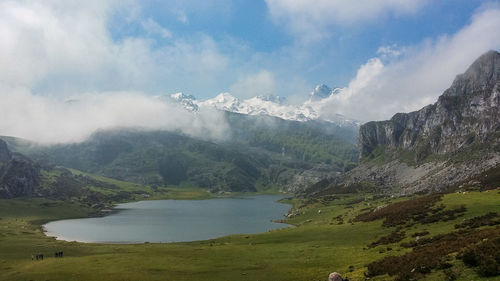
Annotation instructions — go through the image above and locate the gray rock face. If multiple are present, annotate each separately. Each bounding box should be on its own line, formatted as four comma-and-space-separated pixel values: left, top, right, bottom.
310, 50, 500, 195
0, 139, 12, 163
359, 50, 500, 160
0, 139, 40, 198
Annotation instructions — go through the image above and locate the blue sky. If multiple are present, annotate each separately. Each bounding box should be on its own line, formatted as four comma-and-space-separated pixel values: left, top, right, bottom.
0, 0, 500, 143
1, 0, 498, 101
101, 0, 494, 97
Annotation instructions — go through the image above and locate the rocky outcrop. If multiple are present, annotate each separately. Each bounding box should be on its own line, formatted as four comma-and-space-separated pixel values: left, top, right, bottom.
0, 139, 12, 163
359, 50, 500, 160
0, 139, 41, 198
308, 50, 500, 196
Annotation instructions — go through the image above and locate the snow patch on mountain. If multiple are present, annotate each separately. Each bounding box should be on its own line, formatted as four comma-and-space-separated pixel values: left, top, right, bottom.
309, 84, 342, 101
170, 92, 199, 111
169, 85, 359, 127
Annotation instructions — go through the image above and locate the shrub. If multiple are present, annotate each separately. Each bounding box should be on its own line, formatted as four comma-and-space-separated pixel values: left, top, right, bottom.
455, 212, 500, 229
354, 194, 465, 227
411, 231, 430, 238
369, 230, 406, 248
367, 227, 500, 280
355, 194, 442, 227
461, 248, 477, 266
459, 236, 500, 277
478, 257, 499, 276
443, 268, 458, 281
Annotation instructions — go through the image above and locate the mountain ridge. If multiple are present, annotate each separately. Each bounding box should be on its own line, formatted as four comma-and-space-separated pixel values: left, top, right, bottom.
305, 50, 500, 196
9, 112, 358, 193
168, 85, 359, 128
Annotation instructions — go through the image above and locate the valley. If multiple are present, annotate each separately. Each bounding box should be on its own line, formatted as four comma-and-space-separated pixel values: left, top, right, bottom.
1, 188, 500, 280
0, 7, 499, 279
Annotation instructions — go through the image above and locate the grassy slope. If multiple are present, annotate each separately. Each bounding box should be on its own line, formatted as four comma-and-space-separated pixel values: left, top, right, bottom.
0, 191, 499, 281
26, 129, 357, 192
67, 168, 216, 201
66, 168, 281, 201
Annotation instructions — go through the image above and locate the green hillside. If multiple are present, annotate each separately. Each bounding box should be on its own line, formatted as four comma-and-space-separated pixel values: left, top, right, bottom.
9, 114, 358, 192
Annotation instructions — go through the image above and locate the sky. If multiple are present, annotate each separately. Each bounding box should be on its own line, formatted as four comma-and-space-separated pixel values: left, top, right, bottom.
0, 0, 499, 143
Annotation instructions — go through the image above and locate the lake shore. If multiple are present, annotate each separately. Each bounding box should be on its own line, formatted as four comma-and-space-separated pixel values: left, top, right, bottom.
42, 195, 292, 244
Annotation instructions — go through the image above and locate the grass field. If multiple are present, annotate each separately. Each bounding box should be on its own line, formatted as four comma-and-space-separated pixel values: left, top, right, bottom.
1, 190, 500, 281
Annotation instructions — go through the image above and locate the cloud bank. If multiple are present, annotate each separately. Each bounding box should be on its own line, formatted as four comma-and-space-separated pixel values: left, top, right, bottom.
0, 87, 229, 144
266, 0, 428, 41
0, 0, 230, 95
0, 0, 499, 144
0, 0, 231, 144
317, 5, 500, 122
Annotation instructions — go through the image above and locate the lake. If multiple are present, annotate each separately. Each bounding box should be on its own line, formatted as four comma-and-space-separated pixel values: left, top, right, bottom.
43, 195, 291, 243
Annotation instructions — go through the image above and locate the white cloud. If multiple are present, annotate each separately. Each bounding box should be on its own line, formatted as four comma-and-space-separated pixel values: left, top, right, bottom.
317, 5, 500, 122
265, 0, 428, 41
0, 0, 231, 95
229, 70, 277, 99
376, 44, 402, 59
0, 86, 229, 144
0, 0, 234, 143
142, 18, 172, 38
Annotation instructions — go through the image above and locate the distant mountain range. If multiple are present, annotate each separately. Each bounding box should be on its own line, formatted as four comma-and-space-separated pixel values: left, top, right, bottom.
168, 84, 358, 128
0, 79, 362, 197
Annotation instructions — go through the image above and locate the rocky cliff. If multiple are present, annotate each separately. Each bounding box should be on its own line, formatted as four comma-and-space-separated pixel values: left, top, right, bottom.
359, 50, 500, 160
0, 139, 41, 198
307, 50, 500, 196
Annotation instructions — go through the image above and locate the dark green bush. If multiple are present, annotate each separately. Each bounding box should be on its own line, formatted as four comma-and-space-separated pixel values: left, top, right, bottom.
369, 230, 406, 248
478, 257, 499, 276
459, 236, 500, 277
455, 212, 499, 229
367, 227, 500, 280
443, 268, 457, 281
461, 248, 478, 266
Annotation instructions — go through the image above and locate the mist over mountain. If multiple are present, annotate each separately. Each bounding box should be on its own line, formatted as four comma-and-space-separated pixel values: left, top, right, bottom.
7, 112, 358, 193
169, 84, 359, 128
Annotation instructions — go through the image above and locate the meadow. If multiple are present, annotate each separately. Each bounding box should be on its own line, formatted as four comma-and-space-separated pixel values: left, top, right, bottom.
1, 190, 500, 281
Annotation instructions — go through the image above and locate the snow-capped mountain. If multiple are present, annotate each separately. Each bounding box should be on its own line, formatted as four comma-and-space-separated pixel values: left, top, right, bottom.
309, 84, 342, 101
170, 92, 199, 111
169, 85, 359, 128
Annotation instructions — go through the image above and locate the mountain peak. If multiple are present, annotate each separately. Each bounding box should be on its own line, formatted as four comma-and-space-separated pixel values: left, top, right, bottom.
170, 87, 357, 127
310, 84, 332, 101
309, 84, 342, 101
445, 50, 500, 96
170, 92, 198, 111
215, 92, 237, 100
199, 93, 241, 112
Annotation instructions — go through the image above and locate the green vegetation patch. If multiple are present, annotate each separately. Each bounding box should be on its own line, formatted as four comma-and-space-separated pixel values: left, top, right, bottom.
455, 212, 500, 229
354, 194, 442, 227
460, 236, 500, 277
367, 227, 500, 280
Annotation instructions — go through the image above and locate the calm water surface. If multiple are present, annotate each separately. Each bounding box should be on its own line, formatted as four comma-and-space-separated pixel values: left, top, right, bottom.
44, 195, 290, 243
